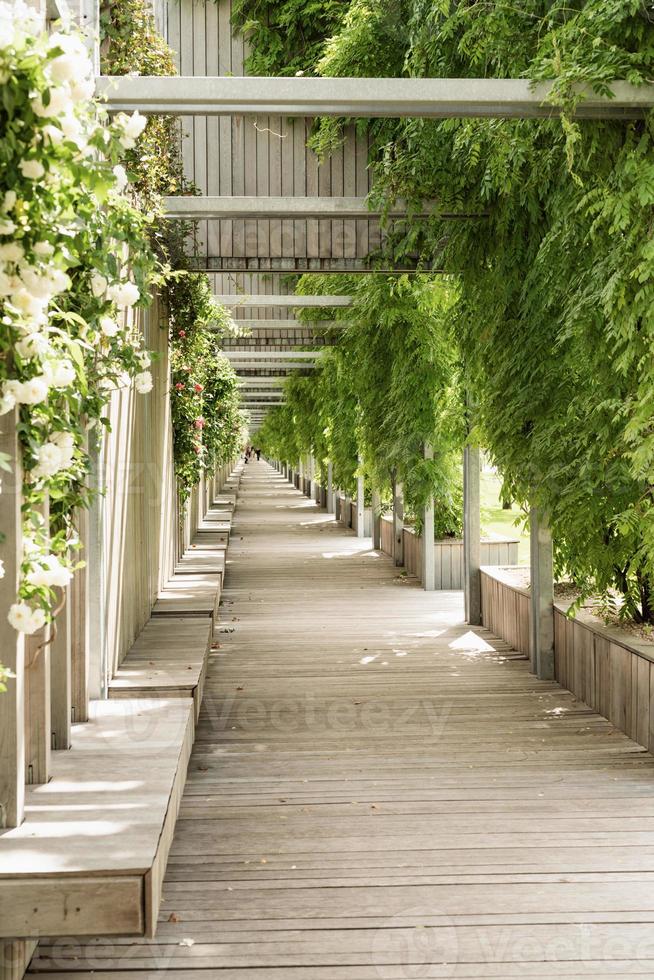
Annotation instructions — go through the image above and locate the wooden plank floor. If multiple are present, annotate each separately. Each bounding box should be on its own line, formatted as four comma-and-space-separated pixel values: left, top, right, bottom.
30, 461, 654, 978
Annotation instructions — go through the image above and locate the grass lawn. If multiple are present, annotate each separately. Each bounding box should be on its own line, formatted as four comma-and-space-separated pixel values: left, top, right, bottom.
480, 467, 530, 564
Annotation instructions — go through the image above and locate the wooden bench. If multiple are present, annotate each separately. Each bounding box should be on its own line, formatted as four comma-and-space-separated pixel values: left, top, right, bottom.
152, 571, 222, 619
0, 698, 193, 940
108, 617, 212, 721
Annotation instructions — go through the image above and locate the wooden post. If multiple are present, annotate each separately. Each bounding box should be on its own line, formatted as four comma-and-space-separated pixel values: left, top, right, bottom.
0, 410, 25, 828
327, 462, 334, 513
371, 488, 382, 550
393, 479, 404, 566
463, 444, 481, 625
86, 438, 106, 700
356, 462, 365, 539
24, 497, 51, 786
422, 444, 435, 590
50, 584, 72, 750
530, 507, 554, 679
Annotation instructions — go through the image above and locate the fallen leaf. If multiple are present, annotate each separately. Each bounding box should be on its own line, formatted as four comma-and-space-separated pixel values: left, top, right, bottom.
168, 913, 180, 923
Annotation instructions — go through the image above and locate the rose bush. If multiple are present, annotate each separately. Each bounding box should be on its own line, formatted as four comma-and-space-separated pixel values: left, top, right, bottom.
0, 1, 158, 636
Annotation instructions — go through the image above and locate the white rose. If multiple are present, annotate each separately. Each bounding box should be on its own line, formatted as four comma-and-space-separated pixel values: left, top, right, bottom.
116, 110, 147, 149
99, 315, 119, 337
3, 190, 16, 211
90, 273, 107, 298
20, 268, 54, 300
50, 430, 74, 450
19, 159, 45, 180
50, 359, 75, 388
18, 376, 50, 405
15, 332, 50, 359
31, 86, 70, 119
0, 219, 16, 235
49, 50, 89, 84
112, 164, 128, 192
45, 268, 70, 295
137, 351, 151, 369
0, 558, 4, 580
10, 287, 47, 319
8, 603, 46, 635
0, 242, 24, 263
107, 280, 139, 308
69, 77, 95, 102
59, 112, 87, 149
33, 241, 54, 257
42, 124, 63, 145
33, 441, 64, 477
0, 271, 16, 296
134, 370, 153, 394
0, 390, 16, 416
27, 554, 73, 588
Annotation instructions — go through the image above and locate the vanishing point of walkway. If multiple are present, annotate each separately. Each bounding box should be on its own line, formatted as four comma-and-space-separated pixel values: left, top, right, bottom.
32, 462, 654, 977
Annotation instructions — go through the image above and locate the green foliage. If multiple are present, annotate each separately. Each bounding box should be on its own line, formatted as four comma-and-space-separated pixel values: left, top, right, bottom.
167, 272, 243, 500
240, 0, 654, 621
0, 7, 157, 636
231, 0, 348, 76
102, 0, 245, 500
259, 274, 463, 538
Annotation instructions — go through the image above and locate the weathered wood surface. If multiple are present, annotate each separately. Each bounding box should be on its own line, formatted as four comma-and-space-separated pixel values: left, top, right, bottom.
28, 461, 654, 978
481, 566, 531, 658
0, 699, 193, 940
108, 617, 212, 722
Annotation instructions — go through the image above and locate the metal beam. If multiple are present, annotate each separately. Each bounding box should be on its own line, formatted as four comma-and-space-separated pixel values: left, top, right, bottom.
164, 196, 446, 220
98, 76, 654, 120
222, 319, 347, 330
216, 295, 352, 308
230, 363, 318, 370
188, 258, 429, 273
224, 350, 321, 360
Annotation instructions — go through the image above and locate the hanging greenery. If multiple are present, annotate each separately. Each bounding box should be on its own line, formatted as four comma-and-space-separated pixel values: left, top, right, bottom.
238, 0, 654, 622
258, 273, 463, 537
231, 0, 348, 77
101, 0, 245, 502
0, 1, 157, 635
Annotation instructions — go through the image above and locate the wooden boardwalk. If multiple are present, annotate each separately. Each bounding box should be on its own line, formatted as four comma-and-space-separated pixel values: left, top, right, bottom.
30, 462, 654, 978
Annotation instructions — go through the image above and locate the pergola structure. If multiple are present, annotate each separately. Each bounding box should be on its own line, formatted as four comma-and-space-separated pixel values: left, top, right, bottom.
2, 4, 654, 979
94, 62, 654, 661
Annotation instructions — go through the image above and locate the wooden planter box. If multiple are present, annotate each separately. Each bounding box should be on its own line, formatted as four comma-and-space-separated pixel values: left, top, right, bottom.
380, 516, 518, 589
479, 565, 654, 754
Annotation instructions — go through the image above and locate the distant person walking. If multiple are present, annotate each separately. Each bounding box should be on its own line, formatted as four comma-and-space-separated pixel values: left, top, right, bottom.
255, 448, 261, 461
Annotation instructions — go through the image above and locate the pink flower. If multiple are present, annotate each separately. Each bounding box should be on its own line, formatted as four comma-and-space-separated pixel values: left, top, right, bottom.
175, 382, 185, 391
193, 383, 204, 393
178, 329, 186, 338
194, 418, 205, 429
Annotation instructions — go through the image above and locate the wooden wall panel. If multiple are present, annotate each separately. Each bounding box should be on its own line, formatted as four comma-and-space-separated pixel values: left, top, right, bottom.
164, 0, 375, 269
103, 298, 175, 676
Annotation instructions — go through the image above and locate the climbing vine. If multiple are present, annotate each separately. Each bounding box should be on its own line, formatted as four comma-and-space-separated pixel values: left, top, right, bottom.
231, 0, 348, 77
238, 0, 654, 622
258, 274, 464, 537
0, 1, 157, 635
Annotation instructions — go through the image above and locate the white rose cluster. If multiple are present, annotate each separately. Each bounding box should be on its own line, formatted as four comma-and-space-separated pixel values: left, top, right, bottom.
114, 111, 148, 150
7, 602, 46, 635
27, 553, 73, 589
32, 431, 76, 479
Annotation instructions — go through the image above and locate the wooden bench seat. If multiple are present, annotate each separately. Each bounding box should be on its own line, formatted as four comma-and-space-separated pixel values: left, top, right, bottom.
108, 617, 212, 720
0, 698, 193, 940
175, 549, 226, 576
152, 571, 221, 618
